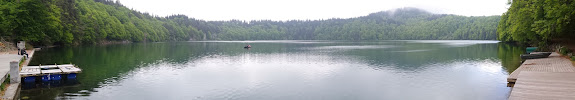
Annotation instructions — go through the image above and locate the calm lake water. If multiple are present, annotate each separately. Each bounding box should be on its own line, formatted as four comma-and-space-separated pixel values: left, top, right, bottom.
22, 40, 524, 100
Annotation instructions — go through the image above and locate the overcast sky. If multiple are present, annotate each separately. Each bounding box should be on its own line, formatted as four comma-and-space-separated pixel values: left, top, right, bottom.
117, 0, 509, 21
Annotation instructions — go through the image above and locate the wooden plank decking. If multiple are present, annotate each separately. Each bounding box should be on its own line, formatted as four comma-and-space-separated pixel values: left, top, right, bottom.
508, 71, 575, 100
508, 52, 575, 100
507, 53, 575, 83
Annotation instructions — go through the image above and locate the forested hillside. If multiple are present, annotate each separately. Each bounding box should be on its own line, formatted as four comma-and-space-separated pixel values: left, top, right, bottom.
200, 8, 500, 40
0, 0, 500, 46
0, 0, 204, 45
497, 0, 575, 45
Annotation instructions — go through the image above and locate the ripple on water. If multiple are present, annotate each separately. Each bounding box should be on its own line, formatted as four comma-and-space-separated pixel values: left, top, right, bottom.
391, 49, 431, 53
20, 41, 513, 100
309, 45, 396, 51
406, 40, 500, 47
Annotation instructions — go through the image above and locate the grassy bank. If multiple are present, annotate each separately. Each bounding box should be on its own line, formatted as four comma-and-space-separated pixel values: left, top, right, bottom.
547, 42, 575, 62
0, 75, 9, 96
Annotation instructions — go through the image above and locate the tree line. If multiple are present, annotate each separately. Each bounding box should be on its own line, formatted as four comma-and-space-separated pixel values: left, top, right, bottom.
0, 0, 203, 45
0, 0, 501, 46
497, 0, 575, 45
195, 8, 501, 40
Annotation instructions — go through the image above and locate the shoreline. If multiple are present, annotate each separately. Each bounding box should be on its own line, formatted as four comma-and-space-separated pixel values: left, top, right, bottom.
0, 49, 36, 100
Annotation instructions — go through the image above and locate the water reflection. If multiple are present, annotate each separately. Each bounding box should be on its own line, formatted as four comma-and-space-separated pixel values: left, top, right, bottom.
22, 40, 519, 100
497, 43, 525, 74
21, 79, 80, 90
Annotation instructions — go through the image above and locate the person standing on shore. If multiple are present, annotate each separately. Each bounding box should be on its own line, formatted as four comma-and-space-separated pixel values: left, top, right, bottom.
17, 41, 27, 58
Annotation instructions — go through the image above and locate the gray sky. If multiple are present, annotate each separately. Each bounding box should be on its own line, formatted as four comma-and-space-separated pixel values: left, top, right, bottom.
118, 0, 509, 21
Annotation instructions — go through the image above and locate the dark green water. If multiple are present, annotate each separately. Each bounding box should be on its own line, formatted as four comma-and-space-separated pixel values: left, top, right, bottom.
21, 40, 523, 100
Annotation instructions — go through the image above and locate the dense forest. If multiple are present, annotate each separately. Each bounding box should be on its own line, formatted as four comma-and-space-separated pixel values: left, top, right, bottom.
497, 0, 575, 46
203, 9, 500, 40
0, 0, 501, 46
0, 0, 204, 45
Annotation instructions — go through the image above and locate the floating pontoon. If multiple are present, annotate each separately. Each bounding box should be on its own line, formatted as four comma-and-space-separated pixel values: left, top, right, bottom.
20, 64, 82, 82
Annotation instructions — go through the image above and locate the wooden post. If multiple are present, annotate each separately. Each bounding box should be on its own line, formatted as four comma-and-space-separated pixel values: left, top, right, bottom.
9, 61, 19, 83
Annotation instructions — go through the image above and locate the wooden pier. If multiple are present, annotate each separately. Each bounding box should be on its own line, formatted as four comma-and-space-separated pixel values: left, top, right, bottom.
507, 53, 575, 82
508, 52, 575, 100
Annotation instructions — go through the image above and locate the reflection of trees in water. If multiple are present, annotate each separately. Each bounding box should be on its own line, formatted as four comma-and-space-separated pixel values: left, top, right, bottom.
24, 42, 309, 99
497, 43, 524, 74
345, 43, 501, 70
25, 42, 212, 99
22, 41, 523, 99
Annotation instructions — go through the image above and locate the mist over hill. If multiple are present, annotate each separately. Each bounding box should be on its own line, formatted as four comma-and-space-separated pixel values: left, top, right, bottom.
195, 7, 500, 40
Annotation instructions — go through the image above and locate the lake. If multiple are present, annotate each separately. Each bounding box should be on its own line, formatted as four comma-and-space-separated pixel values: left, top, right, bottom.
21, 40, 524, 100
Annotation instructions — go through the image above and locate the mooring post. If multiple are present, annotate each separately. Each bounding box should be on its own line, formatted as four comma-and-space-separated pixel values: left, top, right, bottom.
9, 61, 19, 83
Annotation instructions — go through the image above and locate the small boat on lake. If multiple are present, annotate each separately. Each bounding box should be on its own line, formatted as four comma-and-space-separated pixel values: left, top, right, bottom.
526, 47, 537, 54
244, 45, 251, 48
520, 52, 552, 59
